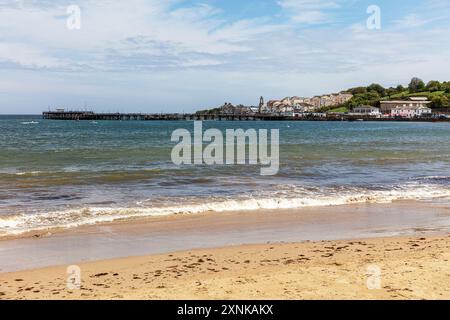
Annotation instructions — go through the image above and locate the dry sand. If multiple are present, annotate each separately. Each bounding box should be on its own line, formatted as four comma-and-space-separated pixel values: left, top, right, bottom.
1, 234, 449, 300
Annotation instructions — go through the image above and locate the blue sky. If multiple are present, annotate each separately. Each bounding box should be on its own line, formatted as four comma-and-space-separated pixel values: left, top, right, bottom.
1, 0, 450, 114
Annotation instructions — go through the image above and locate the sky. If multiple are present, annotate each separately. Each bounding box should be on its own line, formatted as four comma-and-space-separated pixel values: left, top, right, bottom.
1, 0, 450, 114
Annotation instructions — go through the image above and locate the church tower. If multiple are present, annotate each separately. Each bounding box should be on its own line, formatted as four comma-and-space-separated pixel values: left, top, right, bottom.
258, 96, 264, 113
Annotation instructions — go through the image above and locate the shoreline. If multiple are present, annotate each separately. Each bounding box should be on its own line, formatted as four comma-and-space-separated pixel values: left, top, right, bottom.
1, 200, 449, 299
1, 234, 449, 300
2, 196, 450, 243
1, 200, 450, 273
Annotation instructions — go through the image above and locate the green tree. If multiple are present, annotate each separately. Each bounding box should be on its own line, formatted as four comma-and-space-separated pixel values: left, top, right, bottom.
385, 87, 398, 96
347, 91, 381, 109
396, 85, 405, 92
367, 83, 386, 96
348, 87, 367, 95
426, 80, 441, 92
408, 77, 425, 93
431, 95, 449, 109
441, 82, 450, 94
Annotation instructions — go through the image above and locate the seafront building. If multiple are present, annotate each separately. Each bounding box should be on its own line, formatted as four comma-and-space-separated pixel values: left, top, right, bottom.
380, 97, 431, 114
198, 94, 434, 119
265, 92, 353, 113
351, 106, 381, 116
390, 105, 433, 118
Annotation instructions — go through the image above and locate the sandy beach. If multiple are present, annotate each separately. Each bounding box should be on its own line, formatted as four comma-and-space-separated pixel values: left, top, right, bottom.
1, 200, 450, 272
1, 234, 449, 300
1, 200, 450, 300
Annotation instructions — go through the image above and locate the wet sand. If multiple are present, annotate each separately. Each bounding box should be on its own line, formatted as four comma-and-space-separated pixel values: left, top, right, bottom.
1, 234, 449, 300
1, 200, 450, 273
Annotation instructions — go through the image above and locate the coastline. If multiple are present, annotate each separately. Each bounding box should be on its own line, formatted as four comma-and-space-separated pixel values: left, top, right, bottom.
1, 200, 449, 299
1, 234, 449, 300
1, 200, 450, 273
3, 0, 450, 304
3, 196, 450, 242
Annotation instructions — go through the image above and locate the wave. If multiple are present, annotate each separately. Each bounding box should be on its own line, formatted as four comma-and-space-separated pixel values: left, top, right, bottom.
21, 121, 39, 125
1, 183, 450, 236
0, 168, 163, 177
412, 176, 450, 182
14, 171, 43, 176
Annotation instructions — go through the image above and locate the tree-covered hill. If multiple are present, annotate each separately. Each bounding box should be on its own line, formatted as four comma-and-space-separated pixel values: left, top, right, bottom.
336, 77, 450, 112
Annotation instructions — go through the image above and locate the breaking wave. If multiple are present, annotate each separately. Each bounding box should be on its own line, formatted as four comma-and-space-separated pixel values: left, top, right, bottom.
20, 121, 39, 125
1, 182, 450, 236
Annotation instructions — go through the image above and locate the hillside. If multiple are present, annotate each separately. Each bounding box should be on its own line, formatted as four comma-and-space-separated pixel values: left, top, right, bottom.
335, 78, 450, 112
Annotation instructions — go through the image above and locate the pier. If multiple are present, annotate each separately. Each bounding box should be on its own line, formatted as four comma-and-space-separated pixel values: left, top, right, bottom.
43, 111, 297, 121
42, 111, 450, 122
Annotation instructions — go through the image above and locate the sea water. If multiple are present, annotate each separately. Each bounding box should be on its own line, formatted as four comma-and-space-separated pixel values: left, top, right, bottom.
1, 115, 450, 235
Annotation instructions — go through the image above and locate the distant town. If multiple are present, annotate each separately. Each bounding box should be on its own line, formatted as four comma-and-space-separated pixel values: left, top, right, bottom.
196, 77, 450, 120
44, 77, 450, 121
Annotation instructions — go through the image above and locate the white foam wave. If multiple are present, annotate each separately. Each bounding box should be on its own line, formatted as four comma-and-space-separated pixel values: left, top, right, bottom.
21, 121, 39, 125
1, 183, 449, 236
413, 176, 450, 181
14, 171, 43, 176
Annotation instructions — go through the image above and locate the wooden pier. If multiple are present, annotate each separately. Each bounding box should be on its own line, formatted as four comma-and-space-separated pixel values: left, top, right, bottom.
42, 111, 295, 121
42, 111, 450, 122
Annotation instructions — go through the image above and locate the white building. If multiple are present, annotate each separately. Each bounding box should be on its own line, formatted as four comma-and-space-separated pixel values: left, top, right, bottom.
391, 106, 433, 118
380, 97, 431, 114
351, 106, 381, 116
293, 103, 315, 113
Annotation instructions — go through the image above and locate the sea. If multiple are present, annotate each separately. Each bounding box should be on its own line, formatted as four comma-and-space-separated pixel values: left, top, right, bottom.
1, 115, 450, 236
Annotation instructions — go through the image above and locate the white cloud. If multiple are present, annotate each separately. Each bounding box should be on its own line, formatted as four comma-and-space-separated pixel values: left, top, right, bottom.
425, 0, 450, 9
291, 10, 328, 24
1, 0, 450, 113
1, 0, 445, 75
277, 0, 340, 10
0, 43, 64, 69
0, 0, 280, 71
277, 0, 340, 24
394, 14, 429, 28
